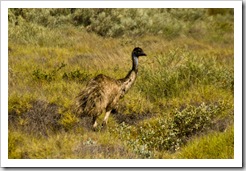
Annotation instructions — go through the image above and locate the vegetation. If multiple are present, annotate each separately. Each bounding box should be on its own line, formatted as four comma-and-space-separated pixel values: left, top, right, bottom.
8, 8, 234, 159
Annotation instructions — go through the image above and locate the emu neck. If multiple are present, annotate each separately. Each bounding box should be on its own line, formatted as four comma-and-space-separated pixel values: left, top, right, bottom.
132, 54, 138, 71
119, 54, 138, 97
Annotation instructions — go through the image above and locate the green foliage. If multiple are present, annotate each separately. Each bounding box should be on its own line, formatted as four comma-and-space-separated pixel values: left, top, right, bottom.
32, 62, 91, 84
9, 8, 233, 42
215, 68, 234, 91
32, 69, 55, 82
32, 62, 66, 82
113, 102, 232, 158
8, 131, 27, 159
8, 93, 33, 115
111, 122, 153, 158
58, 111, 79, 131
62, 69, 91, 83
177, 126, 234, 159
138, 48, 233, 100
9, 8, 73, 28
207, 8, 233, 16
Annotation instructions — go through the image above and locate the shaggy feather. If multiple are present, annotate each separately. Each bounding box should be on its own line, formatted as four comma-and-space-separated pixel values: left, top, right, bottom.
75, 47, 146, 129
76, 74, 122, 117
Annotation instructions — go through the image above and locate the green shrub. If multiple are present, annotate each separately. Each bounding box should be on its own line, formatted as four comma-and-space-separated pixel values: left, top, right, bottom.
215, 68, 234, 92
113, 101, 232, 157
9, 8, 73, 28
58, 110, 79, 131
9, 8, 233, 41
137, 103, 215, 152
62, 69, 91, 83
32, 62, 66, 82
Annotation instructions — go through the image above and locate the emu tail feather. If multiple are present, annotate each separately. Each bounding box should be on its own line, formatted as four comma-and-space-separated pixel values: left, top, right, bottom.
75, 82, 105, 118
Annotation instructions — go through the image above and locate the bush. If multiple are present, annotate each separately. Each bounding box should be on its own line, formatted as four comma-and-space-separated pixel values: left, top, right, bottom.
32, 62, 66, 82
9, 8, 233, 41
113, 101, 232, 157
62, 69, 91, 83
9, 100, 63, 137
137, 103, 216, 152
58, 110, 79, 131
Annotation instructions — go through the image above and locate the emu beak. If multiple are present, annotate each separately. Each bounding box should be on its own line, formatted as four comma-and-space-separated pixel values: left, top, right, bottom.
141, 52, 147, 56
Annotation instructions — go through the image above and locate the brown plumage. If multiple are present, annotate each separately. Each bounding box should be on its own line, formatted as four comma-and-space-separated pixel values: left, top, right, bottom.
75, 47, 147, 129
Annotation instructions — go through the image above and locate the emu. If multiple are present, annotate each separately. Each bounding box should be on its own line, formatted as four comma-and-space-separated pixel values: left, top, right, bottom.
75, 47, 147, 129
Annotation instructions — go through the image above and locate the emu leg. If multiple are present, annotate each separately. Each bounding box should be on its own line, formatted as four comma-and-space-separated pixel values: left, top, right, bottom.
102, 110, 112, 127
92, 116, 98, 129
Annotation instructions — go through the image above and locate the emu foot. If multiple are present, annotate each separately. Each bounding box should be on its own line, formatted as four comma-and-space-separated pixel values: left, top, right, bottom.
100, 121, 107, 131
92, 125, 100, 132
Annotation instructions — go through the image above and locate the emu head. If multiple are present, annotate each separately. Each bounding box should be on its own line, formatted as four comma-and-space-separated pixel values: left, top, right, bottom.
132, 47, 147, 57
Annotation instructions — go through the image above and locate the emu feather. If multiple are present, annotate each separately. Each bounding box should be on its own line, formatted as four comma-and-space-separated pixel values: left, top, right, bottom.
75, 47, 146, 129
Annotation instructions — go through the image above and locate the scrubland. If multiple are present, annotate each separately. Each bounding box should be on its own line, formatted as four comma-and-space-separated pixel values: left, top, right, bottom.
8, 8, 234, 159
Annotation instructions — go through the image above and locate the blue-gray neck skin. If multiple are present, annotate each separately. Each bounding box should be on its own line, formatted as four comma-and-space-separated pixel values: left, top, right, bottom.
132, 53, 138, 71
119, 53, 139, 96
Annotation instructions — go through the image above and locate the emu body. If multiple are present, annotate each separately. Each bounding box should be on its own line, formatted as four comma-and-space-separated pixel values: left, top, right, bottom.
75, 47, 146, 129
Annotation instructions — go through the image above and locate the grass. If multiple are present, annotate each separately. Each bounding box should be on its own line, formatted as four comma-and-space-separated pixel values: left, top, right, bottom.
8, 8, 234, 159
176, 126, 234, 159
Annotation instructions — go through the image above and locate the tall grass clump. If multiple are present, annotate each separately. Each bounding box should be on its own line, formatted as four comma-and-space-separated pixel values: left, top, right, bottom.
137, 47, 233, 101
